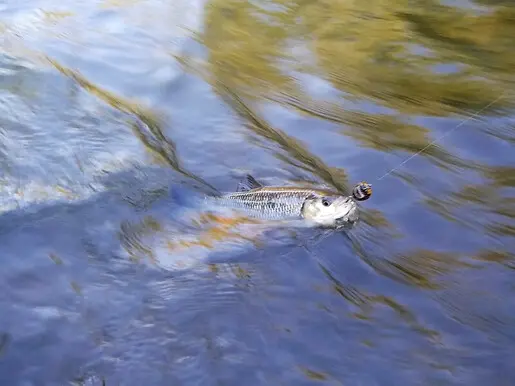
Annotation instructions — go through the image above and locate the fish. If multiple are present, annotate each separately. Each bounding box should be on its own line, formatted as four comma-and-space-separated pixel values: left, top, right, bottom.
207, 175, 371, 228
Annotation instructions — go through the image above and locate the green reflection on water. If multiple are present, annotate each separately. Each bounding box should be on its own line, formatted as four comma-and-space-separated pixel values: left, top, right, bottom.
173, 0, 515, 334
183, 0, 515, 267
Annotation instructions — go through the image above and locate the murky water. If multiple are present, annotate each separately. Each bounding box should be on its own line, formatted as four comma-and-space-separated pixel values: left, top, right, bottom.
1, 0, 514, 385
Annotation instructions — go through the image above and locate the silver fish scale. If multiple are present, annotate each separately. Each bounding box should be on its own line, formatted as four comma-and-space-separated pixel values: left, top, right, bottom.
214, 189, 321, 220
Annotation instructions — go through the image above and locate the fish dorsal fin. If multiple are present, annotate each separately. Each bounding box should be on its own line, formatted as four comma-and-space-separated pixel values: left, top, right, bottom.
236, 174, 263, 192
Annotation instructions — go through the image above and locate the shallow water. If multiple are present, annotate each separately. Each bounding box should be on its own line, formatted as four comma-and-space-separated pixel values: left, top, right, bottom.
1, 0, 514, 385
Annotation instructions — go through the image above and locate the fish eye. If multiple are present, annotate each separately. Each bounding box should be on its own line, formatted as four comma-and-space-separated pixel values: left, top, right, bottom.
322, 199, 330, 207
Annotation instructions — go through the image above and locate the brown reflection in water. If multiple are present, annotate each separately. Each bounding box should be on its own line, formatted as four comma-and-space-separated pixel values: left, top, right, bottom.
298, 367, 328, 381
119, 215, 162, 264
312, 1, 514, 112
379, 249, 476, 290
196, 0, 513, 164
0, 333, 11, 358
480, 118, 515, 145
166, 213, 264, 252
214, 81, 351, 194
202, 0, 299, 99
434, 275, 515, 341
474, 250, 515, 271
270, 93, 472, 172
425, 166, 515, 236
424, 164, 515, 271
47, 58, 219, 195
318, 262, 439, 339
118, 212, 268, 269
185, 0, 515, 289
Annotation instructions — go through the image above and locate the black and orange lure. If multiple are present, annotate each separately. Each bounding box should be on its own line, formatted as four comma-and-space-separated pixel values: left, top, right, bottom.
352, 182, 372, 201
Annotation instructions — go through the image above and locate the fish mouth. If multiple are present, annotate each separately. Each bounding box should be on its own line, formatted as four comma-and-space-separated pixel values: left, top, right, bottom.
334, 202, 359, 228
335, 216, 356, 227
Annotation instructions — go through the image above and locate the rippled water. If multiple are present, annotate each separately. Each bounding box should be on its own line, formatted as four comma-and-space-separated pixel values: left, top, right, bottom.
1, 0, 514, 385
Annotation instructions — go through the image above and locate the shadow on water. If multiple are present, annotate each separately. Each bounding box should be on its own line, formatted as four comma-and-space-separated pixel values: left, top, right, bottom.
1, 0, 515, 384
0, 164, 314, 384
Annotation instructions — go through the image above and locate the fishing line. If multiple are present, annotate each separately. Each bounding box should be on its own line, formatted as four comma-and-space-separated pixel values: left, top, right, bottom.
375, 92, 505, 181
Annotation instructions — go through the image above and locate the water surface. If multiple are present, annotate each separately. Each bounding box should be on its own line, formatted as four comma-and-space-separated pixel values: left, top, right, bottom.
1, 0, 514, 385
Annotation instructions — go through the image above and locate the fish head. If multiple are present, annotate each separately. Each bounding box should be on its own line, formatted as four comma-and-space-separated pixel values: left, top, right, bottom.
302, 194, 359, 228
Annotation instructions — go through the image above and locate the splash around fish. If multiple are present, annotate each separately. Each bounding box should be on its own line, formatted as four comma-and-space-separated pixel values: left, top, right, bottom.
207, 174, 372, 229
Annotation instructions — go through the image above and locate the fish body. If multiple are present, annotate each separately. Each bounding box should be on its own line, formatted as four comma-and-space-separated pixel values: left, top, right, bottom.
208, 175, 362, 228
